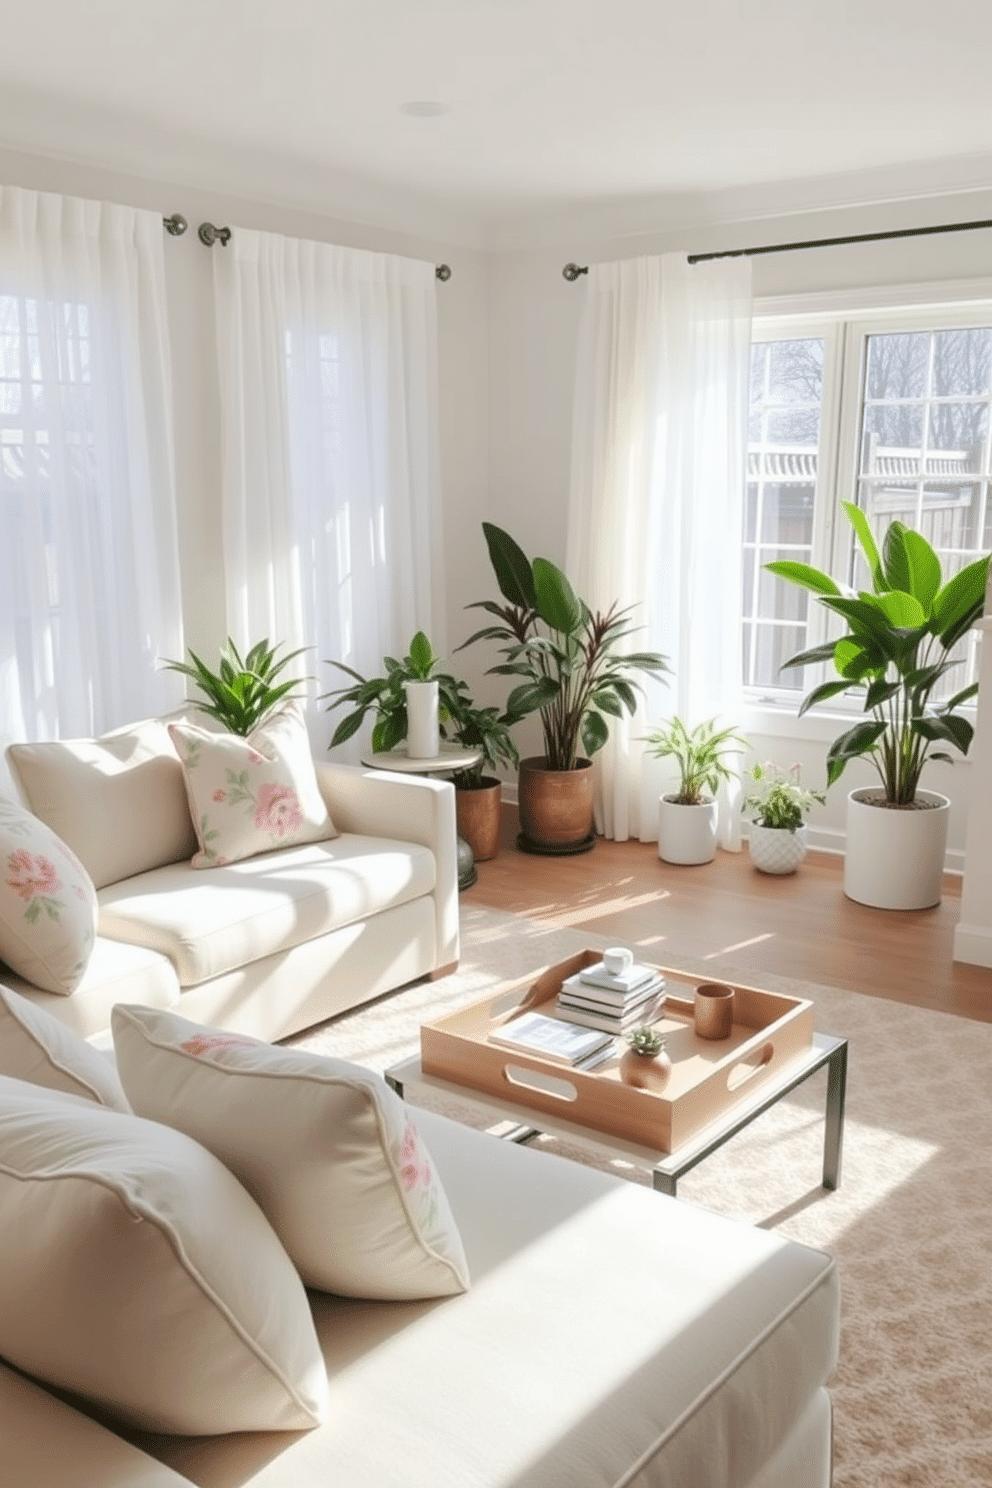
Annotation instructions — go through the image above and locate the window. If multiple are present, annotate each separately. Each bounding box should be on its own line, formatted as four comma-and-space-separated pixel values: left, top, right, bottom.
745, 304, 992, 705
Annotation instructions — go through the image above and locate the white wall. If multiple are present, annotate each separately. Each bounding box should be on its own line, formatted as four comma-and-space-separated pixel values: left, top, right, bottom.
485, 192, 992, 862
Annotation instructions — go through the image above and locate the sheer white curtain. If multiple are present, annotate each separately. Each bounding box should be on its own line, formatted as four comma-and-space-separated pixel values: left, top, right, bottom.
0, 187, 184, 758
566, 252, 752, 845
212, 230, 444, 755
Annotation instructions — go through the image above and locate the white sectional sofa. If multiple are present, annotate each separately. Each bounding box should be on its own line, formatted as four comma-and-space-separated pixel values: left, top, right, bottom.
0, 1093, 839, 1488
2, 714, 459, 1044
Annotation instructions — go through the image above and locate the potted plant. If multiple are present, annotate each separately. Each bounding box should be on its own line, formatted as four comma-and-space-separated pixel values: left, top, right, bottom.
440, 684, 520, 862
460, 523, 669, 854
641, 716, 746, 865
160, 637, 310, 735
323, 631, 457, 759
766, 503, 990, 908
742, 762, 826, 875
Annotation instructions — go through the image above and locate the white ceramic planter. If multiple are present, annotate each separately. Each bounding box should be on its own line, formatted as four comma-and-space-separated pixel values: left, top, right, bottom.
658, 795, 718, 865
404, 679, 439, 759
748, 822, 808, 875
843, 787, 950, 910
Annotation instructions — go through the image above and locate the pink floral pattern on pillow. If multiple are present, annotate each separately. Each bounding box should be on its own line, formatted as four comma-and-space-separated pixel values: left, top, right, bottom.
0, 797, 98, 994
167, 704, 336, 869
396, 1114, 440, 1233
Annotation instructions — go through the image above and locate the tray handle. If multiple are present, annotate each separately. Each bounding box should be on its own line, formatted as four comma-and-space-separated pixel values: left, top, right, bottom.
726, 1041, 774, 1092
502, 1063, 580, 1104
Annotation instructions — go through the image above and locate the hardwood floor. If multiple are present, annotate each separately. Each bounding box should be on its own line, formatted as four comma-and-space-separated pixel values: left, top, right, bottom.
465, 806, 992, 1024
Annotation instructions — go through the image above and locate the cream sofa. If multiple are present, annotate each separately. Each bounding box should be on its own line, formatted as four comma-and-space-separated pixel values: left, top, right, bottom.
0, 1092, 839, 1488
2, 716, 459, 1044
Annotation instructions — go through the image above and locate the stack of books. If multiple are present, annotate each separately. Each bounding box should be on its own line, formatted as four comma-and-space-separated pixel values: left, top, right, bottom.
557, 957, 666, 1034
489, 1011, 615, 1069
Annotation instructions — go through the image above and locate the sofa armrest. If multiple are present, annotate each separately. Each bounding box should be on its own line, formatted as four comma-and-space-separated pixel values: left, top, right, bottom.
314, 762, 459, 971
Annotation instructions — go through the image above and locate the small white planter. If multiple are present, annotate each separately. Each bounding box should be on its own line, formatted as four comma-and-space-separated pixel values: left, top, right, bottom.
844, 787, 950, 910
404, 679, 439, 759
748, 822, 808, 875
658, 795, 718, 865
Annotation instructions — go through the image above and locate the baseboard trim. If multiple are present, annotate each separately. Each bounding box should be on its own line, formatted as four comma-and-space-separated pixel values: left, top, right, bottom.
953, 923, 992, 967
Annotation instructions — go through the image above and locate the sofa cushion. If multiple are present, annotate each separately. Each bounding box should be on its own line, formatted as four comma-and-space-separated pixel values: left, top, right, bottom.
97, 835, 436, 987
113, 1004, 470, 1300
6, 719, 197, 889
168, 704, 336, 868
0, 797, 98, 994
0, 936, 181, 1043
0, 983, 130, 1107
141, 1107, 839, 1488
0, 1077, 328, 1435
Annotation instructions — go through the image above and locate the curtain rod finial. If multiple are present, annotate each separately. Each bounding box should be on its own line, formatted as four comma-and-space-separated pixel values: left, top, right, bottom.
163, 214, 188, 237
435, 263, 451, 281
198, 222, 231, 247
562, 262, 588, 282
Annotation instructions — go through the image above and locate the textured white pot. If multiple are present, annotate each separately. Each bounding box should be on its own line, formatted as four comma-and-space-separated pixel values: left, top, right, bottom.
658, 795, 718, 865
748, 822, 808, 875
843, 787, 950, 910
404, 680, 439, 759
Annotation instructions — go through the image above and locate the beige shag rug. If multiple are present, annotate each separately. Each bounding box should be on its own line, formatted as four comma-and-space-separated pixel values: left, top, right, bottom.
291, 904, 992, 1488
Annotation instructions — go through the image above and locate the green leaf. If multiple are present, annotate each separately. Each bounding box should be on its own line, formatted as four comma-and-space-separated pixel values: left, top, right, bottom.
764, 560, 842, 598
841, 502, 884, 590
482, 523, 537, 609
882, 523, 941, 609
796, 679, 852, 715
407, 631, 435, 679
877, 589, 926, 628
931, 556, 990, 646
330, 710, 365, 747
532, 557, 582, 635
777, 641, 838, 670
581, 710, 610, 757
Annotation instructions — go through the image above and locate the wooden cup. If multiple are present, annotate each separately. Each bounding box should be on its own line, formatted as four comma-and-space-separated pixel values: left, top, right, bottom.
694, 982, 735, 1040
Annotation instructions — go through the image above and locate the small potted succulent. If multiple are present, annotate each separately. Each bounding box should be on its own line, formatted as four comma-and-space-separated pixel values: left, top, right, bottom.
619, 1025, 672, 1091
742, 762, 825, 875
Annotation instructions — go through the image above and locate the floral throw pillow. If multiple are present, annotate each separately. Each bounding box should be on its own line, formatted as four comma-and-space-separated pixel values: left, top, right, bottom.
112, 1003, 470, 1301
168, 703, 337, 869
0, 797, 98, 995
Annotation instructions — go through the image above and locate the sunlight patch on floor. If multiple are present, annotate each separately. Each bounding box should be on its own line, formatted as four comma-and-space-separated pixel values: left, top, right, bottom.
705, 932, 776, 958
534, 888, 671, 931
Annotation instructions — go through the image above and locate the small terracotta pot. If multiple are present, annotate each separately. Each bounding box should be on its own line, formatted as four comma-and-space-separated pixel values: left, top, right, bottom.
455, 778, 502, 862
694, 982, 734, 1040
619, 1046, 673, 1091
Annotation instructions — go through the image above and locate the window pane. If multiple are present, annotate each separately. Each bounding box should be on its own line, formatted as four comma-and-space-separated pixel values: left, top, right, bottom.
853, 325, 992, 701
744, 338, 825, 693
865, 332, 928, 400
933, 327, 992, 398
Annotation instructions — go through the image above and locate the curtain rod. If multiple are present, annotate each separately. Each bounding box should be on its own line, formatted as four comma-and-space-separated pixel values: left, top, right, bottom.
162, 212, 451, 279
562, 216, 992, 279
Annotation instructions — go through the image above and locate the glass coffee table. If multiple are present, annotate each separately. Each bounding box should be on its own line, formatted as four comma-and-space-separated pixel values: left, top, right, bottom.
385, 1032, 847, 1198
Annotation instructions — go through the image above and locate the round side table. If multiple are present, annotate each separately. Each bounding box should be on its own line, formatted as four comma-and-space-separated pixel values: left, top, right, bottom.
360, 744, 482, 890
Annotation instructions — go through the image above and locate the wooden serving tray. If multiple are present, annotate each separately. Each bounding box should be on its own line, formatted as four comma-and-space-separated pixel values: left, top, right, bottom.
421, 950, 815, 1153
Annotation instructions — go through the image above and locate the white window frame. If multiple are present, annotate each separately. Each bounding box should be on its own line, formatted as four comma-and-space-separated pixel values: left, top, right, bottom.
744, 278, 992, 738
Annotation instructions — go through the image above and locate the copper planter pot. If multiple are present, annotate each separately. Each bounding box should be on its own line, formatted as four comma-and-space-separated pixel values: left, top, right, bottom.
517, 756, 594, 855
455, 777, 502, 862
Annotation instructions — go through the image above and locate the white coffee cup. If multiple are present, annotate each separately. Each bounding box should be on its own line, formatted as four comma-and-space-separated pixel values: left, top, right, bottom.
603, 947, 633, 976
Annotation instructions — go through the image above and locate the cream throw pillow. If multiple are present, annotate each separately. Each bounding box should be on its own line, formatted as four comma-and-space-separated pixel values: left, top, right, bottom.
0, 983, 129, 1109
112, 1004, 470, 1300
168, 704, 336, 868
0, 1077, 328, 1435
0, 797, 98, 994
6, 718, 197, 889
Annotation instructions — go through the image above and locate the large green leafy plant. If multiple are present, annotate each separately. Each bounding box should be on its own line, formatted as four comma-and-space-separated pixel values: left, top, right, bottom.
161, 637, 309, 736
460, 523, 668, 772
766, 503, 990, 804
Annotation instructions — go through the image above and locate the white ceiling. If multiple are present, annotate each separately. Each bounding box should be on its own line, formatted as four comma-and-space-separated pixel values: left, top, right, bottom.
2, 0, 992, 246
